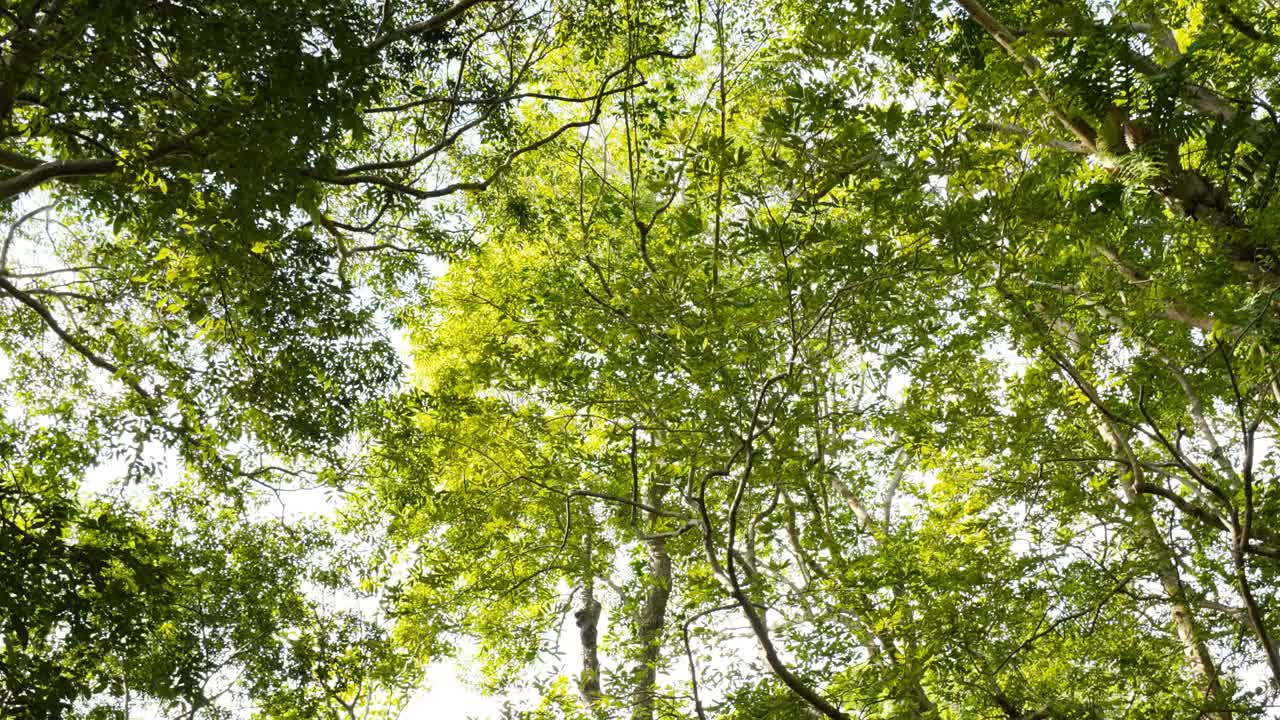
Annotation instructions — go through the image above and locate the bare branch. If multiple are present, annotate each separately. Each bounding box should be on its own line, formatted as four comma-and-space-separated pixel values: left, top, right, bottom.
681, 604, 741, 720
1, 202, 52, 267
974, 121, 1092, 154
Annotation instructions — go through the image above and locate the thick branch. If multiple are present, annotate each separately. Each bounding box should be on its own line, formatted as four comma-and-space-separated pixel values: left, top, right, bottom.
0, 147, 43, 170
0, 157, 115, 200
366, 0, 496, 55
575, 533, 604, 710
953, 0, 1098, 149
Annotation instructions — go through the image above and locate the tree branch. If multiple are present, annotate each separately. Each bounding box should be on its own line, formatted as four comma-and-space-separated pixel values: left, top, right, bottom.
366, 0, 497, 55
0, 157, 116, 200
953, 0, 1098, 149
0, 274, 149, 399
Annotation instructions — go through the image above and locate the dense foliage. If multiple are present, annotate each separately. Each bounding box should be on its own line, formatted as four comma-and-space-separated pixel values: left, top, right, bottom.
4, 0, 1280, 718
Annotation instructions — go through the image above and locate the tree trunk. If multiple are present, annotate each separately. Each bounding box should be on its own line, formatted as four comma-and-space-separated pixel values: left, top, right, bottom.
576, 533, 604, 710
1040, 312, 1233, 720
632, 478, 673, 720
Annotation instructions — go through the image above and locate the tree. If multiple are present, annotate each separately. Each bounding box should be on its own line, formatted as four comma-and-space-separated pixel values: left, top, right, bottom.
6, 0, 1280, 718
2, 0, 673, 716
369, 0, 1280, 717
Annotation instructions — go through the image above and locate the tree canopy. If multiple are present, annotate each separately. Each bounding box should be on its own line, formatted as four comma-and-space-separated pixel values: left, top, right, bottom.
4, 0, 1280, 718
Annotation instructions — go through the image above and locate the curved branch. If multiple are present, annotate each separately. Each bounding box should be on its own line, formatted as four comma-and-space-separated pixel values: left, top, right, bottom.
0, 157, 116, 200
681, 603, 741, 720
718, 374, 849, 720
1, 203, 52, 267
366, 0, 498, 55
0, 274, 149, 399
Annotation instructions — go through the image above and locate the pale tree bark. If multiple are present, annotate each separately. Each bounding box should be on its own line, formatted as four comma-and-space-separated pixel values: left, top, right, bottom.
957, 0, 1280, 287
1010, 265, 1280, 686
1015, 296, 1233, 720
814, 378, 935, 718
